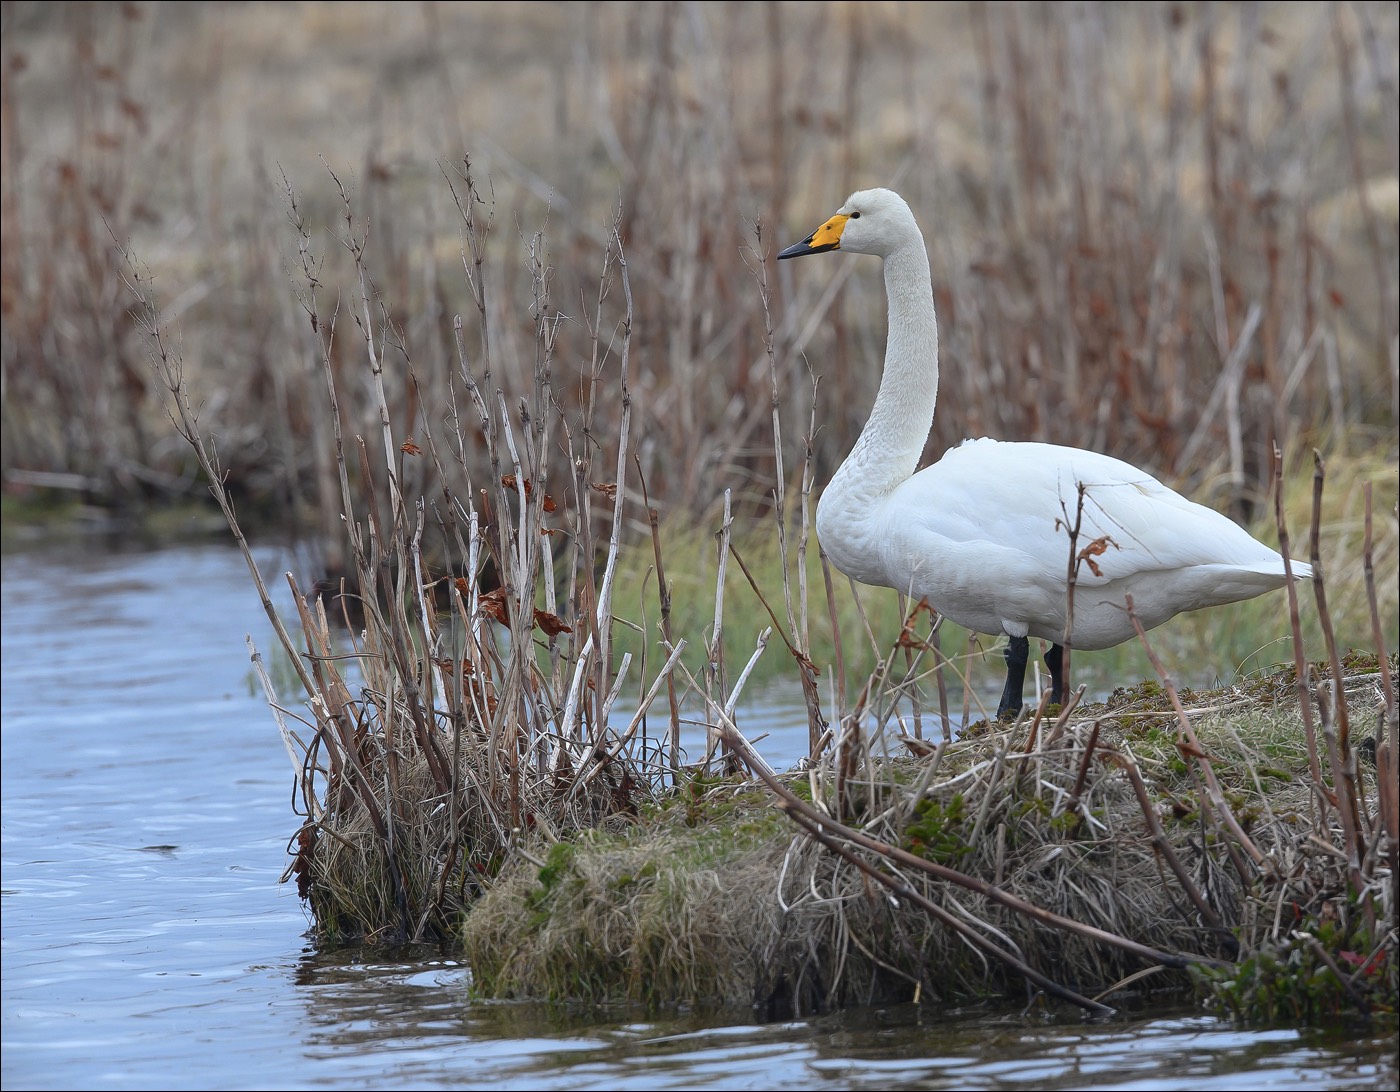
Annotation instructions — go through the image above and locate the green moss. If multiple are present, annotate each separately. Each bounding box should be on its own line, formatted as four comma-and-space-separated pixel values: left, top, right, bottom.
534, 842, 578, 893
903, 793, 973, 866
1108, 679, 1166, 706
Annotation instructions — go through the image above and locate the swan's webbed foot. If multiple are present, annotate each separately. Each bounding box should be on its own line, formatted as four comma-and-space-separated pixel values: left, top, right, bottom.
996, 636, 1029, 719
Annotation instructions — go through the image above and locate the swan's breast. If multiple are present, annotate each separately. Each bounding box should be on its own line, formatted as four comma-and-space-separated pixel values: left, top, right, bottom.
814, 487, 892, 586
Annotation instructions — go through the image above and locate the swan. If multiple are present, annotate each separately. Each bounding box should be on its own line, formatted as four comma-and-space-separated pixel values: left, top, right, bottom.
777, 187, 1311, 718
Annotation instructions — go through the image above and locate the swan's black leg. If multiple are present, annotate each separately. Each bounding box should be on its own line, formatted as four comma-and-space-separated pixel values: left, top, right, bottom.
997, 635, 1029, 719
1045, 643, 1065, 705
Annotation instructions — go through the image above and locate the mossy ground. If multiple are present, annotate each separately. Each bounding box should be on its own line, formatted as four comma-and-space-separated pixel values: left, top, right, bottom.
460, 661, 1396, 1020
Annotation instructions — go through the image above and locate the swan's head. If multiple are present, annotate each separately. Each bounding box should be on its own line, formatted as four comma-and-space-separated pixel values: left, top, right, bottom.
777, 188, 920, 261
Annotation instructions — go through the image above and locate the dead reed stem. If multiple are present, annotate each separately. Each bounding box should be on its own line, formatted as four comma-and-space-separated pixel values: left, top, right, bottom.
1362, 484, 1399, 900
1273, 444, 1329, 802
781, 801, 1115, 1016
637, 463, 683, 779
1308, 451, 1368, 891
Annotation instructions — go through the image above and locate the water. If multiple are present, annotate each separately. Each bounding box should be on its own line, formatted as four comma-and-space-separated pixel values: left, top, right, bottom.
2, 540, 1395, 1090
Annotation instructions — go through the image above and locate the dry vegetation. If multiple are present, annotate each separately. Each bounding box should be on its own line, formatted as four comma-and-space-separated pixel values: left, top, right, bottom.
4, 1, 1397, 1021
4, 3, 1396, 527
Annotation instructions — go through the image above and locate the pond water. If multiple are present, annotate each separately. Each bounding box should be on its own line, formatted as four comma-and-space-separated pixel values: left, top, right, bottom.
2, 539, 1396, 1090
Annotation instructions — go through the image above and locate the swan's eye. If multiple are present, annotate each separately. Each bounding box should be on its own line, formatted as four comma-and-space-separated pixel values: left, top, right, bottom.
849, 211, 861, 219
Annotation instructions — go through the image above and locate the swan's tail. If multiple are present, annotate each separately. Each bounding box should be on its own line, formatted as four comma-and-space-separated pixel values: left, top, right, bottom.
1286, 558, 1314, 581
1214, 557, 1313, 599
1168, 558, 1312, 610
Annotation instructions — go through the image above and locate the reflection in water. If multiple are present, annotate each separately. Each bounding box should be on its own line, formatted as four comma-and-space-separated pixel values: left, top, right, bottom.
283, 943, 1400, 1092
2, 542, 1396, 1091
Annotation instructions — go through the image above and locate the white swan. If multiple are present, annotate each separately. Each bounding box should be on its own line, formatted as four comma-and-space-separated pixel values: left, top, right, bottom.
778, 188, 1311, 717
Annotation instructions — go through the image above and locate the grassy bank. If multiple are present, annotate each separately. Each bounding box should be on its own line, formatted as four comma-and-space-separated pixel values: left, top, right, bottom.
461, 659, 1396, 1019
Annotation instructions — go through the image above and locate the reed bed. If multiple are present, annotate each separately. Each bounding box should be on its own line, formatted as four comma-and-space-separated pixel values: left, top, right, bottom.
4, 3, 1396, 539
130, 162, 705, 945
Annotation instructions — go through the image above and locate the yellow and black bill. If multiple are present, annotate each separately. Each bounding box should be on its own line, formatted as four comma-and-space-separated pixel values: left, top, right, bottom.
777, 213, 849, 260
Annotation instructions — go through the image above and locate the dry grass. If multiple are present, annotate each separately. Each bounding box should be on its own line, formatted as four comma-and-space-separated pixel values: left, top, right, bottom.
3, 3, 1396, 540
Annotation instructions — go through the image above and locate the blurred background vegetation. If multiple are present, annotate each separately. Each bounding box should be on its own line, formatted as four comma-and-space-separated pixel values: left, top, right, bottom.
2, 1, 1396, 681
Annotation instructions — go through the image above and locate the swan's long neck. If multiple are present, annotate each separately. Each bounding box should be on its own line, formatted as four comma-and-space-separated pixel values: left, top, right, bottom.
830, 239, 939, 502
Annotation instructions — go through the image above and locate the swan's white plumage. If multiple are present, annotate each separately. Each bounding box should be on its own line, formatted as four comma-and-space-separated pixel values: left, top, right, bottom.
779, 187, 1309, 677
870, 436, 1303, 649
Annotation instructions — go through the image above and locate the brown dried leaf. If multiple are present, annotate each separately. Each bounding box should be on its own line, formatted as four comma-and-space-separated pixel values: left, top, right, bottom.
533, 609, 573, 636
478, 587, 509, 626
1077, 535, 1118, 578
895, 627, 928, 650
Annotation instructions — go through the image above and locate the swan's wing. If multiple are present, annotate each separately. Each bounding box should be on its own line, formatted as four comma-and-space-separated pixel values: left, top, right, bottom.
893, 439, 1296, 587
